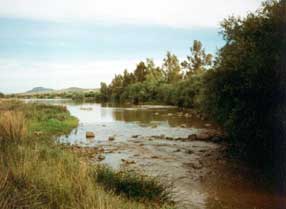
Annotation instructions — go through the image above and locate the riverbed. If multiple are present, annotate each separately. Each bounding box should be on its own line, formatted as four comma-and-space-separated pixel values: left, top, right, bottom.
26, 99, 286, 209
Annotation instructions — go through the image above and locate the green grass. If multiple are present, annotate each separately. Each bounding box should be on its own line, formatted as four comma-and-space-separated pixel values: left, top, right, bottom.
95, 166, 171, 204
0, 100, 175, 209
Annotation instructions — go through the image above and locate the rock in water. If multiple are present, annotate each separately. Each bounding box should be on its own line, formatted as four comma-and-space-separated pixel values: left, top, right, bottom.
97, 155, 105, 161
188, 134, 197, 140
108, 136, 115, 141
86, 131, 95, 138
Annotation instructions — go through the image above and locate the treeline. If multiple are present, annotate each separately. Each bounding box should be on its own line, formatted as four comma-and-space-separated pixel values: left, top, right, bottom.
100, 0, 286, 189
9, 91, 100, 101
100, 40, 212, 108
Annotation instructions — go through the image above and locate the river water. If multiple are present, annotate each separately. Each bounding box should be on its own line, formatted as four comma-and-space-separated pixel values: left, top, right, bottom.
26, 99, 286, 209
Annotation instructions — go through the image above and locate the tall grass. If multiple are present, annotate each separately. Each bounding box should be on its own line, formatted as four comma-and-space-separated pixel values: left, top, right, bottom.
0, 111, 26, 144
0, 100, 174, 209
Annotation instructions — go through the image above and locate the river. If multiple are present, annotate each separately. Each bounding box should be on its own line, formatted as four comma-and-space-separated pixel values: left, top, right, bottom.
26, 99, 286, 209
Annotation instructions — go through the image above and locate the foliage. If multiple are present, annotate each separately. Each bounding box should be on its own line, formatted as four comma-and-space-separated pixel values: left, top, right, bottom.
181, 40, 213, 77
100, 41, 211, 107
201, 0, 286, 188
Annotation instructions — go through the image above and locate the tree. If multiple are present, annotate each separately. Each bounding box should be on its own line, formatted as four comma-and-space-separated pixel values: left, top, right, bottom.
145, 58, 164, 83
100, 82, 109, 101
181, 40, 213, 77
162, 52, 182, 83
202, 0, 286, 189
134, 61, 148, 82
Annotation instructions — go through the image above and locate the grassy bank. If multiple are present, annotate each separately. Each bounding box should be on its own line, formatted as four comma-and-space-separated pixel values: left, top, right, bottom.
0, 100, 174, 209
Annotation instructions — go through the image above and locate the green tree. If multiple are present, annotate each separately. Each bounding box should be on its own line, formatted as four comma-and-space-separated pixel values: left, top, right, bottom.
100, 82, 109, 101
202, 0, 286, 188
145, 58, 164, 83
162, 52, 182, 83
181, 40, 212, 77
134, 62, 148, 82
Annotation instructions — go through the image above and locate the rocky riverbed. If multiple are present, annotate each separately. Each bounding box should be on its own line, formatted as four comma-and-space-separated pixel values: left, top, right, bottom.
67, 130, 286, 209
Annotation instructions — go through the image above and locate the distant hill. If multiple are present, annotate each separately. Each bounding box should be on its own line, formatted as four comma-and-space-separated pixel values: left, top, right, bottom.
23, 87, 98, 95
26, 87, 54, 93
57, 87, 85, 93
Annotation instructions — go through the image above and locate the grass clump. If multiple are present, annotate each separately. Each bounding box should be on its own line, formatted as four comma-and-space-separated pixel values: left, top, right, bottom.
0, 100, 174, 209
0, 111, 26, 144
95, 166, 171, 204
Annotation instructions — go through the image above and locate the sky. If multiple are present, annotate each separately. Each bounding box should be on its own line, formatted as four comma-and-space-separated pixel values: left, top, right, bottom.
0, 0, 263, 93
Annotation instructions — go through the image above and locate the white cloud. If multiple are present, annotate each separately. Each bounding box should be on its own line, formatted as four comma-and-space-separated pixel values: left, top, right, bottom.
0, 0, 263, 27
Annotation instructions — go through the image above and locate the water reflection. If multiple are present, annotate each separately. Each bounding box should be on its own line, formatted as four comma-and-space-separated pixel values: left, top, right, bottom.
24, 99, 207, 144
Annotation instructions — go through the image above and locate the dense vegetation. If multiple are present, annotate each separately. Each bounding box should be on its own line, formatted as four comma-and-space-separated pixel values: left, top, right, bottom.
0, 100, 173, 209
100, 40, 212, 107
203, 0, 286, 189
100, 0, 286, 189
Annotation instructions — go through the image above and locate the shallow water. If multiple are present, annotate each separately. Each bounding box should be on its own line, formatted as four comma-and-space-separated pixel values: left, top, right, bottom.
25, 99, 286, 209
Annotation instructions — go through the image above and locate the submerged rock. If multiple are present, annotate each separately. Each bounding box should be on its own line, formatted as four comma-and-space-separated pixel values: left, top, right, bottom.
188, 134, 197, 140
108, 136, 115, 141
86, 131, 95, 138
97, 155, 105, 161
189, 161, 203, 169
210, 136, 224, 143
121, 159, 136, 164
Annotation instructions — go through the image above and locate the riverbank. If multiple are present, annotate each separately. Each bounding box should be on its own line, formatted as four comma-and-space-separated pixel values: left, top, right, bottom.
0, 100, 174, 209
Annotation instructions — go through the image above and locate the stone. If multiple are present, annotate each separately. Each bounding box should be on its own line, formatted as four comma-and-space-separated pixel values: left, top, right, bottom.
86, 131, 95, 138
190, 161, 203, 169
210, 136, 224, 143
186, 150, 194, 154
188, 134, 197, 140
121, 159, 135, 164
159, 134, 165, 139
167, 113, 173, 116
97, 155, 105, 161
34, 131, 43, 136
181, 124, 187, 128
166, 136, 174, 140
196, 133, 211, 140
98, 147, 105, 153
154, 112, 159, 116
204, 123, 212, 127
108, 136, 115, 141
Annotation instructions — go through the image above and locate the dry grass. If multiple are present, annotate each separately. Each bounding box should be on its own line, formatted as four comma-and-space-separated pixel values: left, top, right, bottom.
0, 101, 175, 209
0, 111, 26, 144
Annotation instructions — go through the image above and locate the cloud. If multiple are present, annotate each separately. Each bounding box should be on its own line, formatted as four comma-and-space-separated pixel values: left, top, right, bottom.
0, 0, 263, 27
